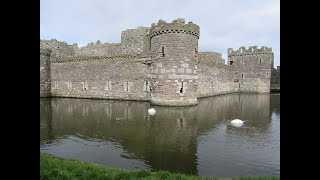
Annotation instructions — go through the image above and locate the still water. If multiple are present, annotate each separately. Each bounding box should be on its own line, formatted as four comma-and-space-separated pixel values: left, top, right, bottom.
40, 94, 280, 178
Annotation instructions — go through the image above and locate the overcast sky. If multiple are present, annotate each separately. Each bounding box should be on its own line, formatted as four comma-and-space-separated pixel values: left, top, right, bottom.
40, 0, 280, 67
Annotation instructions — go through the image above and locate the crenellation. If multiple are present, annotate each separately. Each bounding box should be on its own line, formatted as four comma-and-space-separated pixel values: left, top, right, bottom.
40, 18, 277, 106
40, 39, 75, 61
150, 18, 200, 39
228, 46, 273, 56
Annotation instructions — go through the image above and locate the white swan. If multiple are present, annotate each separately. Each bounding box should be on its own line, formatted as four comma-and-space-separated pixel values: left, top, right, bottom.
148, 108, 157, 115
116, 117, 122, 121
230, 119, 245, 127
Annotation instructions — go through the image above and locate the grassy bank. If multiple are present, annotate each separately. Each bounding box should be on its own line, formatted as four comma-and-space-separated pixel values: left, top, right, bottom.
40, 153, 279, 180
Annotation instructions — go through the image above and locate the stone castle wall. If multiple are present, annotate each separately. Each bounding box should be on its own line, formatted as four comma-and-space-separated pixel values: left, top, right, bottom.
50, 56, 150, 101
271, 66, 280, 90
41, 27, 151, 60
40, 18, 276, 106
228, 46, 273, 93
197, 52, 238, 97
198, 65, 238, 98
74, 42, 122, 57
72, 27, 151, 57
40, 49, 51, 97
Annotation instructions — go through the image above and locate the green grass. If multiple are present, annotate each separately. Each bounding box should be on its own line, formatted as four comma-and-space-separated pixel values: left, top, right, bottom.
40, 153, 279, 180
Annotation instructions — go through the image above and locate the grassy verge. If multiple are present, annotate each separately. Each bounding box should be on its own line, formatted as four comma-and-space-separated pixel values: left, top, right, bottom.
40, 153, 279, 180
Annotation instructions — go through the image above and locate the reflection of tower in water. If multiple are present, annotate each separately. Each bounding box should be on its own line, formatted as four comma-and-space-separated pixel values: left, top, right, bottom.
82, 104, 88, 116
176, 111, 187, 128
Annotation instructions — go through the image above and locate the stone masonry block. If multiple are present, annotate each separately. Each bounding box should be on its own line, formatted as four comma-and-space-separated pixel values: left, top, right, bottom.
178, 68, 185, 73
181, 63, 189, 68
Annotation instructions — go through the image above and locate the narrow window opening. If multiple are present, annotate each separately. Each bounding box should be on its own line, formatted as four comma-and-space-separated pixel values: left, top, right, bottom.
195, 48, 198, 57
127, 81, 129, 92
242, 73, 244, 79
162, 47, 165, 57
259, 58, 262, 63
180, 82, 183, 93
145, 81, 148, 91
267, 73, 269, 77
82, 82, 87, 90
230, 61, 234, 65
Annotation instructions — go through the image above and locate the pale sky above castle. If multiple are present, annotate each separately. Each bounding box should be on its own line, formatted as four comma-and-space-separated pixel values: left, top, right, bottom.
40, 0, 280, 68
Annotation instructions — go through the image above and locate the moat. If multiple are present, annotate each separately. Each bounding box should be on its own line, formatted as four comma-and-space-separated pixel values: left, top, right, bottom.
40, 93, 280, 178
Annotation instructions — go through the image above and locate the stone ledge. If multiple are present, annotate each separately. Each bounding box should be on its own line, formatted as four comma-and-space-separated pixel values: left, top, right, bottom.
150, 98, 197, 106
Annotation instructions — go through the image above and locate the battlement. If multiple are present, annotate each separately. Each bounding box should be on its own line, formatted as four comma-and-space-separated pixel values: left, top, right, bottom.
40, 39, 75, 58
76, 41, 121, 48
40, 48, 51, 56
150, 18, 200, 39
228, 46, 272, 56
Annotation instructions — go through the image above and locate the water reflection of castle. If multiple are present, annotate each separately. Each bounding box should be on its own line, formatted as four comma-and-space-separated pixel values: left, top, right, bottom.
40, 94, 275, 174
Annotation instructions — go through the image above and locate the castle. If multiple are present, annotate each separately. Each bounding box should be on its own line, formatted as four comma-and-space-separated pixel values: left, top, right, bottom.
40, 18, 279, 106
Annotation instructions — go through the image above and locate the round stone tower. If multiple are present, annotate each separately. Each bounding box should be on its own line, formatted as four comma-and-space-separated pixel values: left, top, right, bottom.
149, 18, 200, 106
40, 48, 52, 97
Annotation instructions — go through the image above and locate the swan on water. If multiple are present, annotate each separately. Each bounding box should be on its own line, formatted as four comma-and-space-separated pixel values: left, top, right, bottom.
148, 108, 157, 115
230, 119, 245, 127
116, 117, 123, 121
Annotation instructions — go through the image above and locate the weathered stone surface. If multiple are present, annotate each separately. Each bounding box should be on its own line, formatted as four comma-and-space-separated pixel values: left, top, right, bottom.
40, 18, 276, 106
228, 46, 274, 93
271, 66, 280, 91
40, 49, 51, 97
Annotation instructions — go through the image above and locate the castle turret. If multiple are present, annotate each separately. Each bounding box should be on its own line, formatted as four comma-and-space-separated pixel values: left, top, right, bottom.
40, 48, 51, 97
149, 18, 199, 106
228, 46, 273, 93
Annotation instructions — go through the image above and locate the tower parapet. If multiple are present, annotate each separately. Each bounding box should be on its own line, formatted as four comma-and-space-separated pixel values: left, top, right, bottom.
150, 18, 200, 39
